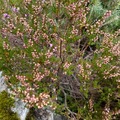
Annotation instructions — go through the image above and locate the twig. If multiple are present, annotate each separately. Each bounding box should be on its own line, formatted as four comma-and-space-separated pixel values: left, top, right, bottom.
60, 86, 77, 118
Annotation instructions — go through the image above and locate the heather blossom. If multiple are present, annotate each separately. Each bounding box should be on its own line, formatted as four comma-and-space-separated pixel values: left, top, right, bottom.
12, 6, 20, 12
3, 13, 10, 19
0, 0, 120, 119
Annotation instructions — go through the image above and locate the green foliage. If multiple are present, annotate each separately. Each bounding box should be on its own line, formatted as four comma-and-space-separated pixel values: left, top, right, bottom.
0, 0, 119, 119
0, 91, 19, 120
88, 0, 105, 21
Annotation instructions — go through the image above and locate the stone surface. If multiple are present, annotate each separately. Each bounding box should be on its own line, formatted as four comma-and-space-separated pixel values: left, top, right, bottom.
0, 72, 7, 92
30, 108, 67, 120
11, 99, 29, 120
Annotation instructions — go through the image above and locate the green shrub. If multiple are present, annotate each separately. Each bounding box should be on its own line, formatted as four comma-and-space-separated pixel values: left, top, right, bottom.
0, 0, 119, 119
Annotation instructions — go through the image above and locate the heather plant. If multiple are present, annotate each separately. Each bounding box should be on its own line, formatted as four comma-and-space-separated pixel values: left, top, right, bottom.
0, 0, 120, 119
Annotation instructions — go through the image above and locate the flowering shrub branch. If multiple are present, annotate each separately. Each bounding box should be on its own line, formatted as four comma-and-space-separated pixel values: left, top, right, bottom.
0, 0, 120, 119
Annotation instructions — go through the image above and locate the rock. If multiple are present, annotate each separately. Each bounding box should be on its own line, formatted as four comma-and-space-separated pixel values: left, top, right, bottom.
0, 71, 7, 92
11, 99, 29, 120
28, 108, 67, 120
54, 114, 68, 120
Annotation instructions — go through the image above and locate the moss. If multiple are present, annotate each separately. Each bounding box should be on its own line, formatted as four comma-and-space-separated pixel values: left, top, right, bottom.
26, 108, 35, 120
0, 91, 20, 120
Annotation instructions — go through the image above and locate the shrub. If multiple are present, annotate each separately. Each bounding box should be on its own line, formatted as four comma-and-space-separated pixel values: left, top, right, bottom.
0, 0, 120, 119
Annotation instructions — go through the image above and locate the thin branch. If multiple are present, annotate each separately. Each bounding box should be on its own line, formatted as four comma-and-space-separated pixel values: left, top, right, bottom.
60, 86, 77, 118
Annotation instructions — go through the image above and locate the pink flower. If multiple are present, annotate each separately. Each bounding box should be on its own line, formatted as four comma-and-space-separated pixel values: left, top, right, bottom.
12, 7, 19, 12
3, 13, 10, 18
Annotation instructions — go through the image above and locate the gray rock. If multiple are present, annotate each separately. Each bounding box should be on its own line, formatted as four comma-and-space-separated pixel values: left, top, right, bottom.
11, 99, 29, 120
30, 108, 67, 120
0, 72, 7, 92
